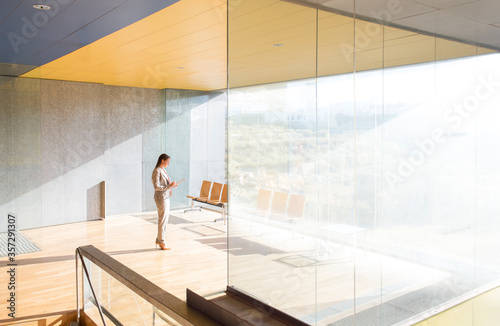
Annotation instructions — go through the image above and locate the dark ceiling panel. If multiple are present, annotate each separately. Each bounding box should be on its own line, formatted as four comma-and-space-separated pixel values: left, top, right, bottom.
0, 0, 179, 66
286, 0, 500, 51
0, 1, 22, 25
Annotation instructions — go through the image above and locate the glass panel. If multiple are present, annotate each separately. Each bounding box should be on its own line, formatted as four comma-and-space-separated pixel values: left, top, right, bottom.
227, 0, 319, 322
378, 33, 438, 325
143, 90, 167, 213
316, 6, 357, 326
227, 0, 500, 325
83, 258, 183, 325
476, 53, 500, 274
433, 46, 477, 305
163, 89, 226, 209
165, 89, 204, 209
352, 13, 385, 326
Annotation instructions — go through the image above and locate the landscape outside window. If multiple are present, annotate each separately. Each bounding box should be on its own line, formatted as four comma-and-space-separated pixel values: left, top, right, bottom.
227, 30, 500, 324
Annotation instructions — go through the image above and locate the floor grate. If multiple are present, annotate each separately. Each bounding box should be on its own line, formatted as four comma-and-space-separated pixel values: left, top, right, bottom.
0, 231, 40, 257
328, 278, 481, 326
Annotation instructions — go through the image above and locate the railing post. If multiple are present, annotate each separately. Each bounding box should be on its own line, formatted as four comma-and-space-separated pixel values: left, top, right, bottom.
76, 249, 80, 323
76, 247, 108, 326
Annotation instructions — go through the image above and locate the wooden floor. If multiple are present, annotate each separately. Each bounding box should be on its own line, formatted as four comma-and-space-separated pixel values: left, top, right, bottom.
0, 210, 444, 325
0, 210, 227, 322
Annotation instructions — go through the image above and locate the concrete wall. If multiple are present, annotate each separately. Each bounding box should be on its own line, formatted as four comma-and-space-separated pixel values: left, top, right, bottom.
0, 77, 166, 231
0, 79, 226, 233
0, 78, 42, 231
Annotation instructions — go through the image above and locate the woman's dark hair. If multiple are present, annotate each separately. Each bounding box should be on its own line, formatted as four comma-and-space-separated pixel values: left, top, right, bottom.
155, 153, 170, 169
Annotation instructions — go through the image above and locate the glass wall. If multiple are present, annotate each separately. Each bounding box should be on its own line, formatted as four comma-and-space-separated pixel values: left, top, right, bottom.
84, 257, 184, 325
165, 88, 227, 209
227, 0, 500, 325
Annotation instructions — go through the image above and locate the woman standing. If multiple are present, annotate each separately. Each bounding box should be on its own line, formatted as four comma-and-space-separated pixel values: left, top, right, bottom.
152, 153, 177, 250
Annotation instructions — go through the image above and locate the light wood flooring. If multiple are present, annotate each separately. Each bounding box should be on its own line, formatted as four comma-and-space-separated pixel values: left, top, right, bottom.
0, 210, 444, 325
0, 210, 227, 323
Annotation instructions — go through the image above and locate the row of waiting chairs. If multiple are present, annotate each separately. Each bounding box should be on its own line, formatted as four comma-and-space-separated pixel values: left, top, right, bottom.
185, 181, 227, 223
185, 183, 305, 224
255, 189, 306, 220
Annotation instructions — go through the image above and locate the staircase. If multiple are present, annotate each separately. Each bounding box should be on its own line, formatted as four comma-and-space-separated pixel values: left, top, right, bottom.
187, 286, 310, 326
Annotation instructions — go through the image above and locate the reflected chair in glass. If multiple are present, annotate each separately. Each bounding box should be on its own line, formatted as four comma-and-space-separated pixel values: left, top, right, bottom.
208, 184, 228, 224
185, 180, 212, 213
286, 194, 306, 237
287, 194, 305, 219
255, 189, 272, 215
270, 191, 289, 219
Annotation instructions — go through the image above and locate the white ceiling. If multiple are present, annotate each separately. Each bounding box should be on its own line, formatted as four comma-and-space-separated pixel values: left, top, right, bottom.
290, 0, 500, 50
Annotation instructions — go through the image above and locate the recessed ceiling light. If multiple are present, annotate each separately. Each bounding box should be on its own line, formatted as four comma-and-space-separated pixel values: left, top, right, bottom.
33, 4, 51, 10
273, 43, 283, 47
177, 67, 184, 69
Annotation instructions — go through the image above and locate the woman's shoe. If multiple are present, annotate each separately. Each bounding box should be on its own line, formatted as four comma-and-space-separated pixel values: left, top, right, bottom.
155, 240, 170, 250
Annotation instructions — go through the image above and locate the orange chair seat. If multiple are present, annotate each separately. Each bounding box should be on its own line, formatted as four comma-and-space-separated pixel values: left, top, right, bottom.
207, 200, 226, 206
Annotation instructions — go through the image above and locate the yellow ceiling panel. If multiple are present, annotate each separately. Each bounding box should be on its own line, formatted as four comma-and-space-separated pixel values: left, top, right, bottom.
22, 0, 227, 90
228, 0, 281, 20
319, 10, 352, 28
145, 26, 226, 55
105, 37, 226, 79
41, 69, 80, 80
22, 67, 53, 78
21, 0, 497, 90
478, 47, 497, 55
227, 0, 494, 88
384, 36, 436, 68
104, 0, 226, 49
436, 39, 478, 61
230, 1, 310, 33
120, 6, 225, 53
384, 26, 418, 41
355, 49, 385, 71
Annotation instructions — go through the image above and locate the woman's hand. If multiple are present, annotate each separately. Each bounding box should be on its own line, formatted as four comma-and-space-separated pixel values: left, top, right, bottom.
171, 181, 178, 188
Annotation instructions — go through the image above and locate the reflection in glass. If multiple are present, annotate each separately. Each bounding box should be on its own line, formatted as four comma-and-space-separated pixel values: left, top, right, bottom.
227, 0, 500, 324
84, 259, 182, 325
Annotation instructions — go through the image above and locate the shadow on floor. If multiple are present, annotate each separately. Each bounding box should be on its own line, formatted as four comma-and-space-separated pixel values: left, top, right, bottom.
0, 248, 160, 267
195, 236, 287, 256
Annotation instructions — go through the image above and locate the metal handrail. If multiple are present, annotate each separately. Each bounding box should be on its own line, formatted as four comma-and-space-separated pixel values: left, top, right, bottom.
76, 248, 108, 326
74, 245, 221, 326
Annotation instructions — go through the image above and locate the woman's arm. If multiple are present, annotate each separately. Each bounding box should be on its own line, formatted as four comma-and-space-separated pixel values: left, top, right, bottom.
152, 168, 175, 191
